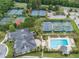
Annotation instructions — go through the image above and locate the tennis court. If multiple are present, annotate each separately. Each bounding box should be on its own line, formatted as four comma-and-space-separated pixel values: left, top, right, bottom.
53, 21, 73, 32
42, 21, 73, 32
0, 17, 11, 25
31, 10, 46, 16
7, 9, 23, 16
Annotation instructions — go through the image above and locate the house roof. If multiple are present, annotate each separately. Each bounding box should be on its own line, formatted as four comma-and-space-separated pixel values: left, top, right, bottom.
8, 29, 36, 56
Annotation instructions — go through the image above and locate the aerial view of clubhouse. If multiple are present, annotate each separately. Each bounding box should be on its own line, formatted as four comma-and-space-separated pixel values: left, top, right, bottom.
0, 0, 79, 58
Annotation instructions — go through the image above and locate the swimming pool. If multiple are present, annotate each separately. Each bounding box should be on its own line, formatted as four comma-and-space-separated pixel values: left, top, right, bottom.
50, 39, 68, 48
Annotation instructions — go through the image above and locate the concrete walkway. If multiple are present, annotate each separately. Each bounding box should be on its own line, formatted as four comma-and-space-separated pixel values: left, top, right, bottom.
0, 34, 8, 58
19, 56, 40, 58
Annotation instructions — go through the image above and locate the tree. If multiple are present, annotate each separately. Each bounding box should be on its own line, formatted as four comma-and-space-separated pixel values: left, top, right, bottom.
29, 0, 41, 9
49, 4, 53, 10
27, 3, 32, 9
41, 0, 52, 5
27, 3, 32, 14
18, 23, 25, 29
24, 17, 35, 27
9, 24, 16, 32
52, 5, 59, 11
0, 0, 14, 18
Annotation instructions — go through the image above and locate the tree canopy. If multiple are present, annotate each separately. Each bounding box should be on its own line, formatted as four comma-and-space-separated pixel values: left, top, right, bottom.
0, 0, 14, 18
15, 0, 79, 8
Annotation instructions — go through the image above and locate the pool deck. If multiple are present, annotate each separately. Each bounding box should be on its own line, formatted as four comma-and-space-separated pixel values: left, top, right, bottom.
47, 36, 75, 51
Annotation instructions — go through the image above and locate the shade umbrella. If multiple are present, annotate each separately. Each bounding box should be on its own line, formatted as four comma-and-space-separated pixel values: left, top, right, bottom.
59, 46, 70, 55
60, 46, 67, 51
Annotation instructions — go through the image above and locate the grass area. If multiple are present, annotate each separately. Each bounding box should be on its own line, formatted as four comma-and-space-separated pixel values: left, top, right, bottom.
48, 18, 66, 21
44, 18, 72, 23
17, 51, 41, 58
14, 42, 78, 58
17, 52, 79, 58
14, 2, 27, 9
71, 20, 79, 34
0, 39, 3, 43
5, 41, 14, 58
43, 53, 79, 58
40, 5, 49, 10
49, 18, 66, 20
25, 52, 41, 56
71, 20, 79, 48
0, 31, 5, 42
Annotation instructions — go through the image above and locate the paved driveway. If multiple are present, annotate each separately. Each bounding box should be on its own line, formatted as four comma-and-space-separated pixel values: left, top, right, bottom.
0, 44, 7, 58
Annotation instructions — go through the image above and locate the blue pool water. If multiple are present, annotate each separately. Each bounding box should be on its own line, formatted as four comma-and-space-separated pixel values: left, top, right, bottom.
50, 39, 68, 48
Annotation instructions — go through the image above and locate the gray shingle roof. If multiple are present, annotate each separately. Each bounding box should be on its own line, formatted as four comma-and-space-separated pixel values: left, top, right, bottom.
8, 29, 36, 56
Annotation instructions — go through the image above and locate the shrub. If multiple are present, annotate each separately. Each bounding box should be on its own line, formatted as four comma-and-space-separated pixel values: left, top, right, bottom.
9, 24, 16, 32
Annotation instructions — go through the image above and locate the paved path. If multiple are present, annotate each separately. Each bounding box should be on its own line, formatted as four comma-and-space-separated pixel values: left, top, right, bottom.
19, 56, 48, 58
19, 56, 40, 58
0, 34, 8, 58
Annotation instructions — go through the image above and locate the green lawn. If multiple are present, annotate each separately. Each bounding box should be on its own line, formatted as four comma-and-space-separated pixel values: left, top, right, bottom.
48, 18, 66, 21
25, 52, 41, 56
17, 51, 79, 58
17, 51, 41, 58
0, 38, 3, 43
43, 53, 79, 58
14, 2, 27, 9
6, 41, 14, 58
71, 20, 79, 34
0, 31, 5, 42
72, 20, 79, 49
